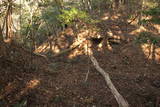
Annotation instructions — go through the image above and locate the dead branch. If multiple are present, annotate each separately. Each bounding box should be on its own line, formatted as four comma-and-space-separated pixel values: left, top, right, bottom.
33, 52, 49, 61
90, 55, 129, 107
128, 11, 141, 25
52, 43, 80, 57
52, 38, 87, 57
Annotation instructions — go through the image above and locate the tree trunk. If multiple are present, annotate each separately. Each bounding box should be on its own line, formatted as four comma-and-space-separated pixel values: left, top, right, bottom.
55, 0, 64, 10
114, 0, 120, 8
81, 0, 86, 10
87, 0, 92, 12
5, 0, 13, 41
0, 26, 3, 42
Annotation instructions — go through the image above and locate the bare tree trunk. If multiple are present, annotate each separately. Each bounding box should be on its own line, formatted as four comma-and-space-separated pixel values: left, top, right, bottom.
55, 0, 64, 10
114, 0, 120, 8
81, 0, 86, 10
0, 26, 3, 42
81, 0, 91, 11
5, 0, 13, 41
120, 0, 127, 5
87, 0, 92, 12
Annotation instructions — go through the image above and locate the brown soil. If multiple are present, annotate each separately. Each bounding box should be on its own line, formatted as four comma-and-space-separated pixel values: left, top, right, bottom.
1, 11, 160, 107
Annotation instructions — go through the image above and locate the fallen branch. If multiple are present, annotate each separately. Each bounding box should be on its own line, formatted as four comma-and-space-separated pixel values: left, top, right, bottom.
90, 55, 129, 107
52, 44, 80, 57
128, 12, 140, 25
52, 39, 86, 57
33, 52, 49, 61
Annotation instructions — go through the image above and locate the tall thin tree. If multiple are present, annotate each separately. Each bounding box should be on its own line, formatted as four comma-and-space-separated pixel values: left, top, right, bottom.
5, 0, 14, 41
0, 25, 3, 42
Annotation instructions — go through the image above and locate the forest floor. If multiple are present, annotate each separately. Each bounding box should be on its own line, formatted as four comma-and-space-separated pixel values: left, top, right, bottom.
1, 9, 160, 107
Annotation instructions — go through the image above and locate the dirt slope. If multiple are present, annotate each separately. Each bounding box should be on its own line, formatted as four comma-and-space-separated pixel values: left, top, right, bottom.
1, 12, 160, 107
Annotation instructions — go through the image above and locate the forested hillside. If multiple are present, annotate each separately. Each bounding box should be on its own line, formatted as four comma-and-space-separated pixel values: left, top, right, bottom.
0, 0, 160, 106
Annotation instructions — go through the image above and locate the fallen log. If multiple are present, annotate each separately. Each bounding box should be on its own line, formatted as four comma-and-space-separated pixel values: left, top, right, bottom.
52, 39, 87, 57
52, 44, 80, 57
90, 55, 129, 107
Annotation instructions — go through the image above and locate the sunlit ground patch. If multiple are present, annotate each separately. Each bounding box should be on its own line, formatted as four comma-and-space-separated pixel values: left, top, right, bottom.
141, 43, 160, 63
129, 26, 147, 35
